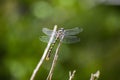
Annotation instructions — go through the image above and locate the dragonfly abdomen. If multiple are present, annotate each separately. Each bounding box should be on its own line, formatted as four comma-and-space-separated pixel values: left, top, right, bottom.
45, 36, 59, 60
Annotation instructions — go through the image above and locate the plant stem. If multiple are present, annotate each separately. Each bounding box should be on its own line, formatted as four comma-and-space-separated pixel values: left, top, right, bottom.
90, 70, 100, 80
69, 70, 76, 80
30, 25, 57, 80
46, 31, 65, 80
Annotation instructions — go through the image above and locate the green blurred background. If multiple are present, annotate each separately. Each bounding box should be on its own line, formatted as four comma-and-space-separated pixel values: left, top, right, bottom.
0, 0, 120, 80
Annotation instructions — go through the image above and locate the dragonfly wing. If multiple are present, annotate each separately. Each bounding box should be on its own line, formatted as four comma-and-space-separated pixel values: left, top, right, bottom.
62, 36, 80, 44
40, 36, 55, 43
42, 28, 57, 36
40, 36, 80, 44
64, 27, 83, 36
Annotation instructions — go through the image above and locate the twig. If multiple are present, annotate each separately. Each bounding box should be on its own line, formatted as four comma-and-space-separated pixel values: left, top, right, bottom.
30, 25, 58, 80
46, 31, 65, 80
90, 70, 100, 80
69, 70, 76, 80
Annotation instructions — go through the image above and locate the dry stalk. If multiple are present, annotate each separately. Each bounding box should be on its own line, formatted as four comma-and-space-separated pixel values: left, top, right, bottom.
69, 70, 76, 80
46, 31, 65, 80
30, 25, 58, 80
90, 70, 100, 80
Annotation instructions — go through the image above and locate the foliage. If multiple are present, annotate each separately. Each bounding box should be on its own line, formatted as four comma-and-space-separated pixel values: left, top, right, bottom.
0, 0, 120, 80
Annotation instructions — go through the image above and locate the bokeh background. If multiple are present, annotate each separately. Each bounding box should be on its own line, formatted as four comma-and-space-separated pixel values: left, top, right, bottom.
0, 0, 120, 80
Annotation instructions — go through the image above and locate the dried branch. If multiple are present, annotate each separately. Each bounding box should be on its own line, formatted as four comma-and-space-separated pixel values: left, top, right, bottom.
30, 25, 58, 80
69, 70, 76, 80
90, 70, 100, 80
46, 31, 65, 80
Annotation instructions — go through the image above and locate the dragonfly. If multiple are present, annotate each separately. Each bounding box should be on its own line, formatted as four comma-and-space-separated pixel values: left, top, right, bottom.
40, 27, 83, 60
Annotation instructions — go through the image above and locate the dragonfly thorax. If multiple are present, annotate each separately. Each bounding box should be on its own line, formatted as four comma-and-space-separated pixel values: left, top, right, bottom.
57, 28, 65, 35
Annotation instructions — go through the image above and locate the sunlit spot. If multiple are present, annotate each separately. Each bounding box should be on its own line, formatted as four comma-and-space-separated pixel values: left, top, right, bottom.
8, 61, 26, 79
32, 1, 54, 19
58, 0, 76, 7
105, 13, 120, 32
79, 0, 98, 10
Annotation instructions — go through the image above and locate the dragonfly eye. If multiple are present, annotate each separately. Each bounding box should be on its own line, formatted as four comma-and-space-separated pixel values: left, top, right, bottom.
60, 28, 64, 31
58, 28, 64, 33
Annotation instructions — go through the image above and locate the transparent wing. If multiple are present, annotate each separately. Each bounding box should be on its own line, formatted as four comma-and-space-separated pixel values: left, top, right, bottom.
40, 35, 80, 44
42, 28, 57, 36
64, 27, 83, 36
62, 36, 80, 44
40, 36, 55, 43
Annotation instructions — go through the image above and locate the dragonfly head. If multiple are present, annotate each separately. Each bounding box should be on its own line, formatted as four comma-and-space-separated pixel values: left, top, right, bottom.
59, 28, 64, 32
